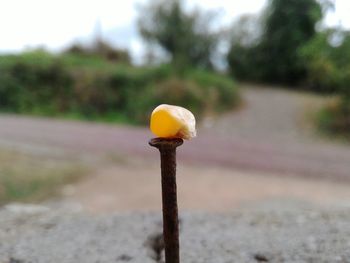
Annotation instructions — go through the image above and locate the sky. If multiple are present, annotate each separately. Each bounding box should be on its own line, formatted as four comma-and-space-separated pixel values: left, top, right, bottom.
0, 0, 349, 63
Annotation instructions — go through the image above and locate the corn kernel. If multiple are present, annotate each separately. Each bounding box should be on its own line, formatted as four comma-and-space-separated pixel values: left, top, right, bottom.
150, 104, 196, 140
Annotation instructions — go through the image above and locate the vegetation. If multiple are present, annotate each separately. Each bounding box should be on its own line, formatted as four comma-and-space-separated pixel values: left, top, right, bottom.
138, 0, 220, 70
227, 0, 323, 85
64, 40, 131, 64
300, 29, 350, 94
226, 0, 350, 136
300, 29, 350, 134
0, 50, 239, 124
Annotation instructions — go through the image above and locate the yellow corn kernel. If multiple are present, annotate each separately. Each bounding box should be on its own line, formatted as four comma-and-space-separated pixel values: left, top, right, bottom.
150, 104, 196, 140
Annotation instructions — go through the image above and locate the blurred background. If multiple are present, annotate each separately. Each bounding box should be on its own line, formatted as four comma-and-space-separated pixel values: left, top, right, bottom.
1, 0, 350, 213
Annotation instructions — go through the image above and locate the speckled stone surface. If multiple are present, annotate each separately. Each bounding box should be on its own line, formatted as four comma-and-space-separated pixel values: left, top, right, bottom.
1, 200, 350, 263
0, 204, 161, 263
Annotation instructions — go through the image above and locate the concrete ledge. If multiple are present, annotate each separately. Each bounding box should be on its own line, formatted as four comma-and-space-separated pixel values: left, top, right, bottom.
1, 200, 350, 262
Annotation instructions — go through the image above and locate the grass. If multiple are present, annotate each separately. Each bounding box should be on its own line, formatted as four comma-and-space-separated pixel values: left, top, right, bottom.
0, 149, 86, 205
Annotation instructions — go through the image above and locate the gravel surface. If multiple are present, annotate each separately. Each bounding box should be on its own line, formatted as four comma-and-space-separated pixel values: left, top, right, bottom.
1, 201, 350, 263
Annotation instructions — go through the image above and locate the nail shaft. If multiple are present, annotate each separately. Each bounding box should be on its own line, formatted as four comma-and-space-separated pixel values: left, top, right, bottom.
149, 138, 183, 263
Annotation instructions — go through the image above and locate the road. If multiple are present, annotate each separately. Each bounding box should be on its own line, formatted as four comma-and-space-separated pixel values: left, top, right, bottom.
1, 84, 350, 212
0, 85, 349, 181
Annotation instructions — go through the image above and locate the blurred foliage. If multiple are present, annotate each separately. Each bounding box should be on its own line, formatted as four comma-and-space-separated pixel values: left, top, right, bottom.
64, 40, 131, 64
259, 0, 322, 83
317, 100, 350, 138
138, 0, 219, 70
226, 15, 263, 81
0, 50, 73, 115
0, 50, 239, 124
224, 0, 350, 135
300, 28, 350, 94
227, 0, 323, 84
300, 28, 350, 134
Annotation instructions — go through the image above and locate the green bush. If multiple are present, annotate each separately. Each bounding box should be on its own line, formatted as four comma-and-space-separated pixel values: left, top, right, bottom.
301, 29, 350, 135
0, 51, 73, 114
0, 52, 239, 125
299, 29, 350, 94
187, 70, 239, 112
149, 78, 205, 118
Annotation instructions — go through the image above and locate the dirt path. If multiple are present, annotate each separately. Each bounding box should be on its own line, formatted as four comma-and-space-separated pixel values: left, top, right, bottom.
58, 160, 350, 213
0, 84, 348, 180
1, 84, 350, 212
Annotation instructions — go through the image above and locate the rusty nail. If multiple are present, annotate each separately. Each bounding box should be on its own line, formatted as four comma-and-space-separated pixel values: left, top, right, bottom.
149, 137, 183, 263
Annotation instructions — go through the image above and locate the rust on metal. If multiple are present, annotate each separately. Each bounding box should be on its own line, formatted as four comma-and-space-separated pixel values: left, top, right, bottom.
149, 137, 183, 263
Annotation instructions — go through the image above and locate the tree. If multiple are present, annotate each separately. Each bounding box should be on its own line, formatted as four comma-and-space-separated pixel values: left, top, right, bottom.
227, 0, 323, 85
227, 15, 264, 80
138, 0, 219, 70
259, 0, 323, 83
